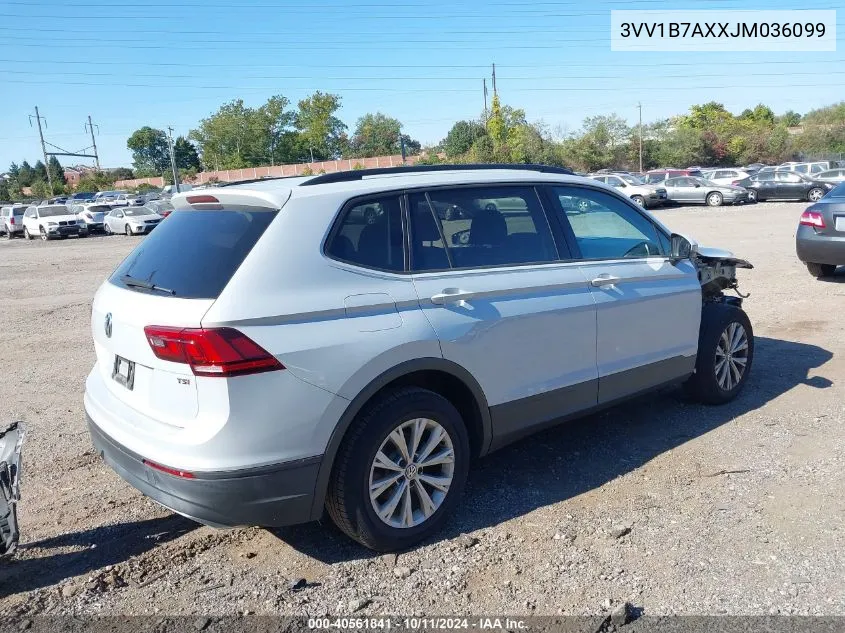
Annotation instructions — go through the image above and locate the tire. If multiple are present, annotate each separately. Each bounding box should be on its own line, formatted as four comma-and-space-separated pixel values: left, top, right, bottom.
706, 192, 723, 207
746, 190, 757, 203
326, 387, 470, 552
40, 227, 48, 241
577, 199, 590, 213
685, 303, 754, 405
806, 262, 836, 278
125, 224, 132, 236
104, 223, 112, 235
631, 195, 646, 208
808, 187, 824, 202
6, 227, 13, 240
23, 227, 31, 240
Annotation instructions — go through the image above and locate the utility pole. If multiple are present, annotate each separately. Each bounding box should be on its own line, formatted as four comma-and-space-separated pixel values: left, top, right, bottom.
638, 102, 643, 173
167, 127, 180, 193
30, 106, 54, 195
492, 63, 497, 96
309, 147, 315, 163
85, 115, 101, 170
483, 78, 488, 121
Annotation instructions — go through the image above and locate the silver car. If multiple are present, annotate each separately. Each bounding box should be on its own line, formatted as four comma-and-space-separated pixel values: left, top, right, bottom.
589, 173, 668, 208
103, 206, 163, 236
663, 176, 750, 207
814, 169, 845, 184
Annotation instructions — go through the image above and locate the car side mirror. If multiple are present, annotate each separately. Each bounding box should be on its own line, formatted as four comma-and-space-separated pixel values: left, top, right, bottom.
670, 233, 697, 260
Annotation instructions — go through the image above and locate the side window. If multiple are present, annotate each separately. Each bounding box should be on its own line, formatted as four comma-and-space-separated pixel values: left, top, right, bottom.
326, 195, 404, 272
550, 186, 665, 260
606, 176, 624, 187
422, 186, 558, 269
408, 193, 450, 272
25, 207, 35, 218
777, 173, 801, 183
795, 165, 809, 174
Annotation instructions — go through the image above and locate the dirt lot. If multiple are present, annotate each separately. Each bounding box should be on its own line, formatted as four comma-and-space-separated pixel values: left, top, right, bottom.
1, 201, 843, 617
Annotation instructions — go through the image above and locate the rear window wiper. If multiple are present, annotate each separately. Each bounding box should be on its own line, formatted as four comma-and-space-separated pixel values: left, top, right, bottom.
121, 275, 176, 296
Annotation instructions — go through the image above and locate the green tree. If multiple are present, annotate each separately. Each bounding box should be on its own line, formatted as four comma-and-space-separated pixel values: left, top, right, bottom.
252, 95, 297, 165
679, 102, 733, 130
110, 167, 135, 181
17, 161, 33, 187
48, 156, 65, 185
32, 160, 47, 182
349, 112, 413, 157
779, 110, 802, 127
75, 171, 116, 193
173, 137, 201, 171
127, 127, 170, 175
8, 163, 19, 180
30, 179, 50, 198
0, 181, 10, 201
442, 120, 487, 157
294, 91, 348, 161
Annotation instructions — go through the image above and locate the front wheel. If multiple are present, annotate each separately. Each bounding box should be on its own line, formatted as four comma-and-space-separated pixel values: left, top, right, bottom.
746, 190, 757, 203
326, 387, 470, 552
685, 303, 753, 405
706, 192, 723, 207
125, 224, 132, 236
631, 195, 646, 208
806, 262, 836, 278
104, 223, 112, 235
808, 187, 825, 202
40, 227, 48, 241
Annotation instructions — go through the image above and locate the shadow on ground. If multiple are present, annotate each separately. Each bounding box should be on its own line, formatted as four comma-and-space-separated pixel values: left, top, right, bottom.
0, 515, 196, 597
271, 335, 833, 562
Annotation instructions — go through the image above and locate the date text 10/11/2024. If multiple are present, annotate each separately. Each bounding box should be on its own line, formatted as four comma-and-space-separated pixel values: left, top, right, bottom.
307, 618, 528, 630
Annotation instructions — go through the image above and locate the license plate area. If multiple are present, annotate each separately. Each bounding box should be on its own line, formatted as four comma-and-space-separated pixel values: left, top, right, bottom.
112, 355, 135, 390
835, 216, 845, 232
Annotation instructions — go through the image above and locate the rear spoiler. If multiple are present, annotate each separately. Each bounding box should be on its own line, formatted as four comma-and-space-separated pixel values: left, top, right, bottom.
171, 188, 291, 211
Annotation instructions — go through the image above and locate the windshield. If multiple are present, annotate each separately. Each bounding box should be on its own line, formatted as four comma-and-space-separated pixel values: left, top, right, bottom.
39, 206, 72, 217
124, 208, 151, 217
87, 205, 111, 213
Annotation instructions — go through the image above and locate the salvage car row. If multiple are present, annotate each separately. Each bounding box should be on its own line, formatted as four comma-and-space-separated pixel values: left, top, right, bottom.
0, 199, 173, 240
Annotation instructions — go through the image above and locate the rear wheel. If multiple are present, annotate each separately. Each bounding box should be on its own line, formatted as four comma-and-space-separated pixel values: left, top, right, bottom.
685, 303, 754, 405
808, 187, 825, 202
706, 192, 723, 207
125, 224, 132, 236
326, 387, 470, 552
806, 262, 836, 278
5, 228, 12, 240
23, 227, 31, 240
746, 190, 757, 203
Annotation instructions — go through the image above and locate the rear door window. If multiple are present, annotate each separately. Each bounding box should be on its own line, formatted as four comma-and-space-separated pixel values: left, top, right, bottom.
110, 209, 278, 299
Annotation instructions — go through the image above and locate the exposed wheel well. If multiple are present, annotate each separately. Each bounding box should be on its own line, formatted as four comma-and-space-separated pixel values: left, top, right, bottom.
373, 370, 485, 459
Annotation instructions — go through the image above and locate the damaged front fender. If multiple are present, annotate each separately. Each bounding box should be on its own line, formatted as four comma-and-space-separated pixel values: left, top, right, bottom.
0, 422, 24, 557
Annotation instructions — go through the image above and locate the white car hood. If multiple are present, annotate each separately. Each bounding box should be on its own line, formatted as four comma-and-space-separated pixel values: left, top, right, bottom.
42, 214, 79, 223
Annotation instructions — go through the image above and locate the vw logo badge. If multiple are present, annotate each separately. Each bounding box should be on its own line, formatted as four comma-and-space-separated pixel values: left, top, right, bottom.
104, 313, 113, 338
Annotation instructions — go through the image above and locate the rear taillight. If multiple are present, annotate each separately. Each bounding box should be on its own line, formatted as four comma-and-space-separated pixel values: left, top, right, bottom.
143, 326, 283, 377
731, 180, 741, 186
799, 210, 826, 228
9, 217, 14, 225
143, 459, 195, 479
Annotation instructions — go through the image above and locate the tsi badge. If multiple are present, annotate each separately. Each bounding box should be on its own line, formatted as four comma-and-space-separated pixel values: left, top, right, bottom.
104, 312, 113, 338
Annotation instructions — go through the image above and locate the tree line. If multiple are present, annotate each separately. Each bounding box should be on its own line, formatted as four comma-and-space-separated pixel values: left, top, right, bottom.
3, 96, 844, 201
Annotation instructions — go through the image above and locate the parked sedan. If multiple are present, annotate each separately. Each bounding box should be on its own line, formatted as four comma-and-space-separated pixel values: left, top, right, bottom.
700, 168, 750, 186
72, 203, 112, 233
662, 176, 749, 207
735, 172, 835, 202
103, 207, 163, 236
796, 181, 845, 278
589, 173, 667, 208
814, 169, 845, 184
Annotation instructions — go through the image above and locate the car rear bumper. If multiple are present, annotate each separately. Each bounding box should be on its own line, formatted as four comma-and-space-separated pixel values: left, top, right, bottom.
796, 225, 845, 265
87, 412, 321, 528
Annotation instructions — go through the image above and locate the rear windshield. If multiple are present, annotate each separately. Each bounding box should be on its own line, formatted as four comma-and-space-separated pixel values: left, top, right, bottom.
12, 209, 24, 217
828, 182, 845, 197
109, 209, 278, 299
87, 205, 111, 213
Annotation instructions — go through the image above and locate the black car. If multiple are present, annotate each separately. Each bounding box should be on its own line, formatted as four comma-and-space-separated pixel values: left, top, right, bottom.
735, 171, 835, 202
796, 181, 845, 278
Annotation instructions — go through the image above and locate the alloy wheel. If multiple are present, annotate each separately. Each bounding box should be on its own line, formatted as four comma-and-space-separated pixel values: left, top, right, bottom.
714, 322, 749, 391
369, 418, 455, 529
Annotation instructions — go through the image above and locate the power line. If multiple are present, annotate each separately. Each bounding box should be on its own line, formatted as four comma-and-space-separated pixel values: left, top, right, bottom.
2, 58, 841, 70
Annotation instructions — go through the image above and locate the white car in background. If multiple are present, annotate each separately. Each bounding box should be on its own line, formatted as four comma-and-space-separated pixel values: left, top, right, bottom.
95, 190, 129, 206
589, 173, 668, 208
103, 206, 163, 236
701, 169, 750, 186
21, 204, 87, 240
73, 203, 113, 234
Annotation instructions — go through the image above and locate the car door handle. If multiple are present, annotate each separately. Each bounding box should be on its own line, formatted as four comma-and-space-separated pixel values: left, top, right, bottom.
431, 288, 475, 305
590, 274, 620, 288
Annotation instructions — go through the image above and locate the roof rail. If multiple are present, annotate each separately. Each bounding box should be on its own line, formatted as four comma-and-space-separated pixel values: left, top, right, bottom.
299, 163, 574, 186
218, 174, 309, 188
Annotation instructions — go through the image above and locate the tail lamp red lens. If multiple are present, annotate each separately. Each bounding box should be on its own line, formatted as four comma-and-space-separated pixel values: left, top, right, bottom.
143, 459, 195, 479
143, 326, 283, 377
799, 210, 826, 228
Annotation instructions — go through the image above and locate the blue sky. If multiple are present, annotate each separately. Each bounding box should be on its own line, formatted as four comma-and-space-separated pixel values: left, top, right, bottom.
0, 0, 842, 170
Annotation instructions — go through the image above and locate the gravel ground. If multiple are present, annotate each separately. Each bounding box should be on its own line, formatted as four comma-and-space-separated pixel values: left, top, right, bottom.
0, 201, 843, 617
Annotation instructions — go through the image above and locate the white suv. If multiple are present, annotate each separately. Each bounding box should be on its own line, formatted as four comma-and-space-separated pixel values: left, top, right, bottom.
84, 165, 754, 551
